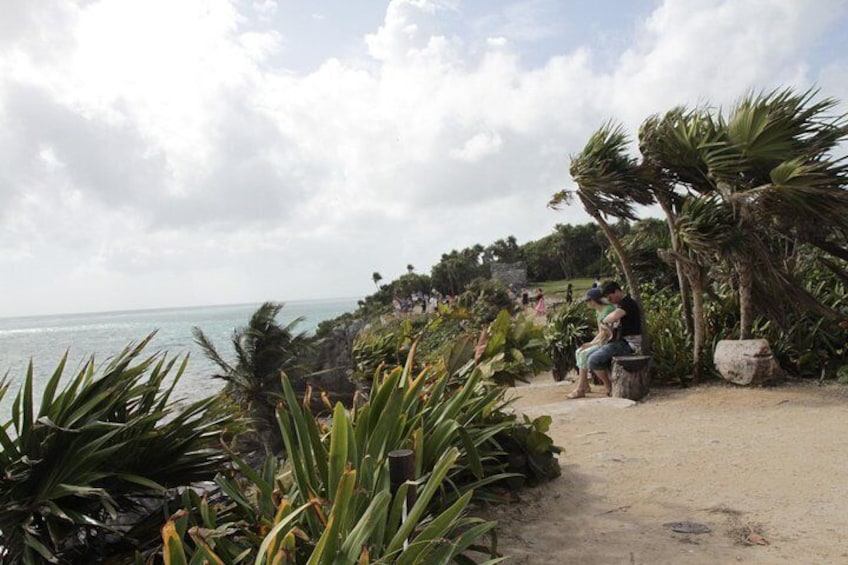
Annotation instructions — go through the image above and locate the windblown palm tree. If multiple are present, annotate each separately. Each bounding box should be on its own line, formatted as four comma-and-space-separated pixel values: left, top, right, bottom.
193, 302, 312, 452
638, 107, 718, 338
640, 88, 848, 339
552, 122, 654, 352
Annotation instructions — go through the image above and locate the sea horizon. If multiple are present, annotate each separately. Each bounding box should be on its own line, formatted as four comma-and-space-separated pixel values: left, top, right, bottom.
0, 295, 364, 323
0, 297, 362, 415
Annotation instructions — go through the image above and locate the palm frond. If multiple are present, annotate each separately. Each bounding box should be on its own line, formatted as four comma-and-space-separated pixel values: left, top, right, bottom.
569, 121, 654, 220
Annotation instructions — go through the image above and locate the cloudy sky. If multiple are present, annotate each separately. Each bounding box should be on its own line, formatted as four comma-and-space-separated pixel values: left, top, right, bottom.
1, 0, 846, 317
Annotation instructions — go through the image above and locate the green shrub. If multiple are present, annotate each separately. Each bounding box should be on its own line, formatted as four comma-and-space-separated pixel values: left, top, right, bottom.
160, 320, 563, 563
0, 334, 229, 564
544, 303, 593, 381
163, 342, 562, 562
641, 287, 697, 385
458, 278, 517, 324
472, 310, 552, 386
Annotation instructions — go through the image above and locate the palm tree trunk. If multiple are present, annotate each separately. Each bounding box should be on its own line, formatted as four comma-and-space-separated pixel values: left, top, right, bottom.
592, 212, 650, 354
735, 257, 754, 339
658, 199, 694, 338
689, 269, 705, 384
660, 249, 705, 384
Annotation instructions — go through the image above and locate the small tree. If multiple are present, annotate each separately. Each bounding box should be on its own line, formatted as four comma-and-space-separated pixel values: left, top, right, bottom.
372, 271, 383, 288
193, 302, 312, 453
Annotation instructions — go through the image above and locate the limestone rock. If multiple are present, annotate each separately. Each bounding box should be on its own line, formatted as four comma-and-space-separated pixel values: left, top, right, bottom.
714, 339, 780, 385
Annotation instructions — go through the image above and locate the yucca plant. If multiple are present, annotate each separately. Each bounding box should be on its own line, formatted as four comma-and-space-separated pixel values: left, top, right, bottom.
0, 334, 229, 564
160, 448, 504, 564
274, 349, 517, 548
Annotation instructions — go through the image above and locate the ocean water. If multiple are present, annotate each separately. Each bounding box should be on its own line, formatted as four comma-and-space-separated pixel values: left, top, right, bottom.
0, 298, 360, 417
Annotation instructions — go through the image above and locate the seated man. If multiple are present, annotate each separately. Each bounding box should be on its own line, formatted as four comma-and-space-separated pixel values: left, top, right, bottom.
586, 281, 643, 396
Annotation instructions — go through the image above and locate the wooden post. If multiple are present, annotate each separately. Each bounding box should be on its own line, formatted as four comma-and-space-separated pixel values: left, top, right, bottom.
611, 355, 651, 401
388, 449, 417, 509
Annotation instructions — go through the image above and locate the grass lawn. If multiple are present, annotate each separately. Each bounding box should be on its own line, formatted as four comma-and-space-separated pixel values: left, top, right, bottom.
530, 277, 610, 300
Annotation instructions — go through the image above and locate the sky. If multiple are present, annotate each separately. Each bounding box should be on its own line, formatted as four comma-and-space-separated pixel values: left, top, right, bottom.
1, 0, 847, 317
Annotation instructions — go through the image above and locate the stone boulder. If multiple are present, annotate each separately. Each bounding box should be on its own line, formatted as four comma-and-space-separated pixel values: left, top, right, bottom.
713, 339, 781, 385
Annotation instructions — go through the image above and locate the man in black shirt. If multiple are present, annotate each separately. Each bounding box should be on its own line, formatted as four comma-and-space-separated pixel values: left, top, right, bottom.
586, 281, 643, 395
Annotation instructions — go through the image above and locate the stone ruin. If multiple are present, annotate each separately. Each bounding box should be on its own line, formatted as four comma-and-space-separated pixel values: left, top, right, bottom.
490, 261, 528, 288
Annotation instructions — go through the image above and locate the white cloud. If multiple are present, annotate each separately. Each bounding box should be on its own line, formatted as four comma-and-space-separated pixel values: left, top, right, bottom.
0, 0, 845, 315
610, 0, 846, 124
253, 1, 278, 17
450, 131, 503, 161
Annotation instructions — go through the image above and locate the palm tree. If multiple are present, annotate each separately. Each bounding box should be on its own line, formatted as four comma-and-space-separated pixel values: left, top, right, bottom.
193, 302, 312, 452
671, 194, 741, 381
638, 107, 709, 338
552, 122, 654, 350
407, 263, 415, 274
682, 88, 848, 337
372, 271, 383, 288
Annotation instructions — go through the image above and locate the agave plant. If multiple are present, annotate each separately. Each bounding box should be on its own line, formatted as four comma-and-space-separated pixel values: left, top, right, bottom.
0, 334, 229, 564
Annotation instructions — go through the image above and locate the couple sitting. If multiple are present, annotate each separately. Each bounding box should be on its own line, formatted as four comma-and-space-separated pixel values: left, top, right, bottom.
568, 281, 642, 399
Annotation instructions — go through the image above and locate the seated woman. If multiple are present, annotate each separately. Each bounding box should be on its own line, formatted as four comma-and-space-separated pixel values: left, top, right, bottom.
567, 288, 615, 399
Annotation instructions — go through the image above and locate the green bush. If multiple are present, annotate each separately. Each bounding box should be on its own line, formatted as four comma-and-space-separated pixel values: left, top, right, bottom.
458, 278, 517, 324
641, 287, 697, 385
544, 303, 593, 381
475, 310, 552, 386
0, 334, 229, 564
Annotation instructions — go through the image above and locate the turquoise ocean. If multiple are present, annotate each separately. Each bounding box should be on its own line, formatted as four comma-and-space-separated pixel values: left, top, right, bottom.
0, 298, 360, 416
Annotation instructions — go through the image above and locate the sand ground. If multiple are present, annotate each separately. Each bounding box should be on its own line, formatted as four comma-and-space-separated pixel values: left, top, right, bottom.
482, 374, 848, 564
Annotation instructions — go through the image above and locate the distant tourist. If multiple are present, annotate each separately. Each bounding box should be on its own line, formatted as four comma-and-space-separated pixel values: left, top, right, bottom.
565, 283, 573, 304
534, 288, 546, 316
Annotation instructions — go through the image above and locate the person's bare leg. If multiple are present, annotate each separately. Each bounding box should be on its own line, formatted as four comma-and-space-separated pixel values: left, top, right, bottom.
594, 368, 612, 396
568, 368, 590, 398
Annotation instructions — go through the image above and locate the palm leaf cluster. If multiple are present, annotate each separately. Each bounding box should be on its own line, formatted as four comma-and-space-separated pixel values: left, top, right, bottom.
193, 301, 312, 452
0, 334, 229, 563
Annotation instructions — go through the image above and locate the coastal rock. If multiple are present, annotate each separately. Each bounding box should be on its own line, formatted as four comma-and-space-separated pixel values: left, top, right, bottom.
714, 339, 780, 385
309, 319, 365, 403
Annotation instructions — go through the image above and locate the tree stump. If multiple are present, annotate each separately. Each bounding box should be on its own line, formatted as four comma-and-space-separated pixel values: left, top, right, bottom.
611, 355, 652, 401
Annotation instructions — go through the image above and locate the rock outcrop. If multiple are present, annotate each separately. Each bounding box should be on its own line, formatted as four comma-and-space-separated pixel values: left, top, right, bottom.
714, 339, 781, 385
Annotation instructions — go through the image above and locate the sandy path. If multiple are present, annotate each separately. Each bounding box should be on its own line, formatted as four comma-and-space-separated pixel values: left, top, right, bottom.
484, 376, 848, 564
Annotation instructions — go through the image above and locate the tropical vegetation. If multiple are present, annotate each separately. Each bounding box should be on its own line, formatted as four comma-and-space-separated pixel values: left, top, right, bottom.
553, 87, 848, 382
0, 335, 229, 563
3, 84, 847, 565
0, 297, 561, 563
